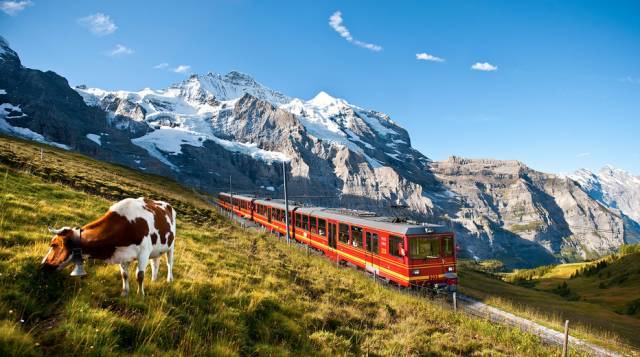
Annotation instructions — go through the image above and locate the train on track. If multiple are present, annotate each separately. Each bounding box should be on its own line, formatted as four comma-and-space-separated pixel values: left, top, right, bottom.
217, 192, 458, 292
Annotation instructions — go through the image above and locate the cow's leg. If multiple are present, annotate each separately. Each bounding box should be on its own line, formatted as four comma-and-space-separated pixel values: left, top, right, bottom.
136, 255, 150, 296
166, 245, 174, 283
120, 262, 130, 297
150, 257, 160, 281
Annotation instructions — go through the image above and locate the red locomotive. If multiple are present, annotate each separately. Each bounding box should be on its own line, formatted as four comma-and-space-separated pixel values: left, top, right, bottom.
218, 192, 457, 292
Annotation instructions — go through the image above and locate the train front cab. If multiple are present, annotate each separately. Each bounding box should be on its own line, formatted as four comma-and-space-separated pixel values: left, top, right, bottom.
404, 233, 457, 292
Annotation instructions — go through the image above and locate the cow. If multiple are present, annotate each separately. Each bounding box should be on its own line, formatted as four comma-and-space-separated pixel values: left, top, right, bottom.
41, 197, 176, 296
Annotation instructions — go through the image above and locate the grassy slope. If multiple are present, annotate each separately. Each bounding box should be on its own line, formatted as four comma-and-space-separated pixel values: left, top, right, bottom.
531, 254, 640, 314
458, 260, 640, 353
0, 134, 564, 356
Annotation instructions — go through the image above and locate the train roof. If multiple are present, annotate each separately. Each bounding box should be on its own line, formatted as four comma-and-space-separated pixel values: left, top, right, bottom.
253, 198, 299, 210
296, 207, 446, 235
221, 193, 255, 201
220, 192, 449, 236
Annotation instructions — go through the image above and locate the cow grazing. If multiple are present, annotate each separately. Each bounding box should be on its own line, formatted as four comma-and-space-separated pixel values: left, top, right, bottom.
41, 197, 176, 296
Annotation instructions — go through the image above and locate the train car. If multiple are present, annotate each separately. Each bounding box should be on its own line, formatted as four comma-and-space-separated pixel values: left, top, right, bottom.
217, 193, 457, 292
219, 192, 255, 220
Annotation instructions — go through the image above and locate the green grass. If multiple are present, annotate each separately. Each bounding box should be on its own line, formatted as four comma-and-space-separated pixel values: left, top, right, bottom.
501, 247, 640, 315
459, 260, 640, 354
0, 134, 568, 356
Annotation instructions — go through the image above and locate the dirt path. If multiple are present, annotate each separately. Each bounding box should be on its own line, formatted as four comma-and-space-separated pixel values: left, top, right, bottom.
456, 294, 620, 356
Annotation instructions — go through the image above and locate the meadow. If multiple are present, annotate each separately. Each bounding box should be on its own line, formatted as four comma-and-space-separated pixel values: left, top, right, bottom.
459, 254, 640, 354
0, 134, 567, 356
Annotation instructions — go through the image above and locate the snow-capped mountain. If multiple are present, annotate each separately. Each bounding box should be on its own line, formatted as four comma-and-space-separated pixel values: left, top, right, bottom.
571, 166, 640, 224
75, 72, 420, 175
2, 35, 638, 267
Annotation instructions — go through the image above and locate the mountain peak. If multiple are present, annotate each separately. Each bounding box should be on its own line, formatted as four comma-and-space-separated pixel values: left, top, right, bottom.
225, 70, 254, 81
0, 36, 21, 66
172, 70, 290, 105
309, 90, 346, 107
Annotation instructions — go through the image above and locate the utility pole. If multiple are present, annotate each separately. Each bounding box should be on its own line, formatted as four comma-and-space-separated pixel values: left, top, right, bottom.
562, 320, 569, 357
283, 161, 291, 245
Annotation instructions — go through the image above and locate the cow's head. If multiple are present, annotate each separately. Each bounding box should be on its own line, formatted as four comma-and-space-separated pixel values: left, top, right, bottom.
41, 227, 77, 271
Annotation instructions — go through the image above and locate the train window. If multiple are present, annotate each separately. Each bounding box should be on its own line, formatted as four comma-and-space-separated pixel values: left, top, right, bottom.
338, 224, 349, 244
389, 235, 405, 258
318, 218, 327, 236
310, 216, 317, 233
409, 237, 441, 259
295, 213, 301, 228
351, 226, 362, 248
443, 236, 454, 257
366, 232, 379, 254
302, 215, 309, 231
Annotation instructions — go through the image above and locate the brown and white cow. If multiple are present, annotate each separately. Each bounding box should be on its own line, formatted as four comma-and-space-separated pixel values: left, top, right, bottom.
41, 197, 176, 296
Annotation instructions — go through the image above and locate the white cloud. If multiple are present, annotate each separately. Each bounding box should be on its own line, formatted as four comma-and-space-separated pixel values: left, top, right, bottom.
329, 11, 382, 52
153, 62, 169, 69
173, 65, 190, 74
78, 13, 117, 36
576, 152, 591, 158
0, 0, 32, 16
107, 44, 133, 57
416, 52, 444, 62
471, 62, 498, 71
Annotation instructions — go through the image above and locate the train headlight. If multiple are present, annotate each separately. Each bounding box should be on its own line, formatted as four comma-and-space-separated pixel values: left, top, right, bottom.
412, 269, 421, 276
447, 266, 454, 272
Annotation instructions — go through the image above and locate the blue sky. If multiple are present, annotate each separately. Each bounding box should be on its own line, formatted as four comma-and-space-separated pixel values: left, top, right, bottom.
1, 0, 639, 175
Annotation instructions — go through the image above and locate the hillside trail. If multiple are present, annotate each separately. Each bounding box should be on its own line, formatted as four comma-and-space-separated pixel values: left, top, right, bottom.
456, 294, 623, 356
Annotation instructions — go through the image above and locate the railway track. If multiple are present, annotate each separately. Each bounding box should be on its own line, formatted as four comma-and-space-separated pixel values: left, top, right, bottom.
454, 294, 620, 356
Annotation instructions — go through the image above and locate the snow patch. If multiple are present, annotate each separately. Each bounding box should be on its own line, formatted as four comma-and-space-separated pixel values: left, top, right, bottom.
0, 103, 70, 150
211, 136, 290, 163
0, 89, 6, 95
86, 133, 101, 146
131, 126, 289, 171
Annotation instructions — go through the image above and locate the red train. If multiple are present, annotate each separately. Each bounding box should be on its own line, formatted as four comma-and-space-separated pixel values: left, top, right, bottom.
218, 192, 457, 292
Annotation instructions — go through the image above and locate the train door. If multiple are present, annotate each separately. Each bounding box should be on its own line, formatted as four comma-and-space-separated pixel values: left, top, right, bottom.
365, 231, 381, 277
328, 222, 337, 249
291, 209, 298, 241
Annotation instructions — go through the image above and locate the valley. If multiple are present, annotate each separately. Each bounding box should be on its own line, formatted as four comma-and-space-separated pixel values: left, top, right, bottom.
458, 247, 640, 351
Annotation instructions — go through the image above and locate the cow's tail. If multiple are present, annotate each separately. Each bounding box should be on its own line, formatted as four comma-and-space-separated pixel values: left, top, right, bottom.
167, 204, 176, 282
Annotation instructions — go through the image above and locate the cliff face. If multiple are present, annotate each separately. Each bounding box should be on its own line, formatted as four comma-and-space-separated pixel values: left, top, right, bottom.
431, 157, 636, 266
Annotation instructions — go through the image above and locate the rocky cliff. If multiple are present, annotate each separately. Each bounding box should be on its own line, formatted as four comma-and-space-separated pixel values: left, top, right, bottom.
431, 157, 639, 266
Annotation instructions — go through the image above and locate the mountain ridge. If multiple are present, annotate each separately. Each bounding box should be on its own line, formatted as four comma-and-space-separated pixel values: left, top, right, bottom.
1, 35, 639, 267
